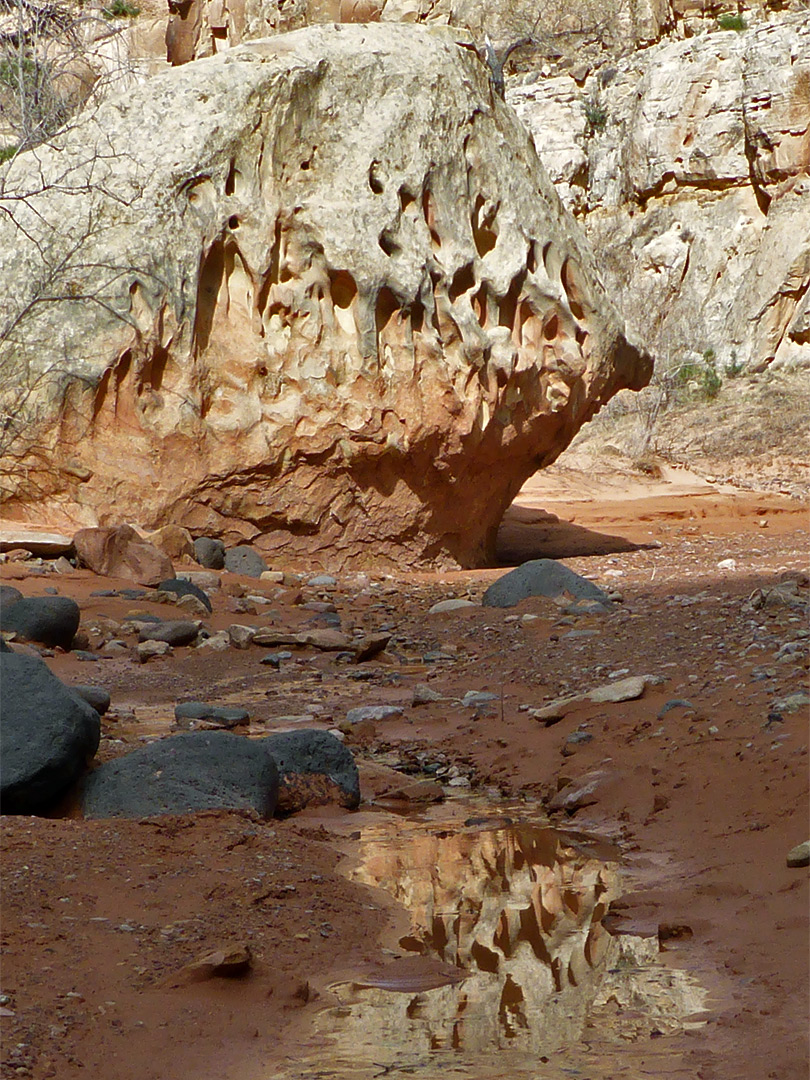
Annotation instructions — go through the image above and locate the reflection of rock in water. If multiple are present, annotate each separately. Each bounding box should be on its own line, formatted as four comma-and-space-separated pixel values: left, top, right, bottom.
328, 821, 623, 1057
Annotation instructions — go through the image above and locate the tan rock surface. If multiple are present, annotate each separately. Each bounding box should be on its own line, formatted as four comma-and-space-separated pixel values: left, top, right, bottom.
510, 13, 810, 373
0, 24, 648, 569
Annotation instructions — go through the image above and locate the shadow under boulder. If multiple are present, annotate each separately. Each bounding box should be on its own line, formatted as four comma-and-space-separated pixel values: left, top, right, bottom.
82, 731, 279, 819
0, 652, 101, 814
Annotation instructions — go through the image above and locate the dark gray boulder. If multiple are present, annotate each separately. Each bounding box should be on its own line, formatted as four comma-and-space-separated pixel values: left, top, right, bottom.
482, 559, 611, 609
264, 729, 360, 814
71, 685, 111, 716
193, 537, 226, 570
0, 585, 23, 610
158, 578, 213, 612
0, 653, 101, 814
82, 731, 279, 819
0, 595, 81, 649
138, 620, 201, 646
224, 546, 268, 578
0, 637, 12, 653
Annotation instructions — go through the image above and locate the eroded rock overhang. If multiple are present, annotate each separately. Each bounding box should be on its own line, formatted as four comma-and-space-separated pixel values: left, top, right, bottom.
0, 23, 651, 569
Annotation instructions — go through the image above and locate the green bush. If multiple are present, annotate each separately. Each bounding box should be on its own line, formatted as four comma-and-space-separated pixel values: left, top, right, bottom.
724, 350, 745, 378
583, 98, 608, 134
0, 145, 17, 164
0, 56, 37, 92
675, 350, 722, 400
717, 13, 746, 30
102, 0, 140, 16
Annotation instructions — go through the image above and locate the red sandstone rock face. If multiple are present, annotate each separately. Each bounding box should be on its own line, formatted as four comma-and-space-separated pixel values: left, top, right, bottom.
0, 25, 650, 569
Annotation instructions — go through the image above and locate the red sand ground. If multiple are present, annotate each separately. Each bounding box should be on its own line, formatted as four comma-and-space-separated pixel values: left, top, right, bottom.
1, 473, 808, 1080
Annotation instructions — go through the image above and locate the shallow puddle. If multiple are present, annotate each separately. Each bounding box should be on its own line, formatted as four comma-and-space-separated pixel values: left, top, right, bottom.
291, 811, 707, 1078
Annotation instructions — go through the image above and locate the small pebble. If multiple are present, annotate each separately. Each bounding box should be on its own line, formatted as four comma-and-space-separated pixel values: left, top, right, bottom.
787, 841, 810, 868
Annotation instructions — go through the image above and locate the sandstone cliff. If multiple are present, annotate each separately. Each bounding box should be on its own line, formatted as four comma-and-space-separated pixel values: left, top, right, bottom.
510, 13, 810, 373
0, 24, 649, 569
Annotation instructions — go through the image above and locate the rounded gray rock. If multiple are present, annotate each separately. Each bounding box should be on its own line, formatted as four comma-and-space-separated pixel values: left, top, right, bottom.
193, 537, 226, 570
0, 585, 23, 610
224, 546, 269, 578
0, 595, 81, 649
82, 731, 279, 819
482, 559, 611, 609
1, 653, 100, 813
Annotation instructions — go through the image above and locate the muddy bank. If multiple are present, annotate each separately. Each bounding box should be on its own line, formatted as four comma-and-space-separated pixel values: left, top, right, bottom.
1, 480, 808, 1079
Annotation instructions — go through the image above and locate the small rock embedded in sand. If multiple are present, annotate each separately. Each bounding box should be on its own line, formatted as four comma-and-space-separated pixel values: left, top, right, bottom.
228, 624, 256, 649
429, 598, 477, 614
162, 943, 252, 987
345, 705, 403, 725
462, 690, 499, 708
657, 698, 696, 719
175, 594, 210, 617
100, 640, 128, 656
158, 577, 212, 612
135, 640, 173, 662
196, 631, 230, 651
260, 570, 285, 583
299, 629, 352, 651
307, 574, 337, 588
588, 675, 655, 703
138, 620, 201, 647
353, 633, 391, 663
174, 701, 250, 729
562, 731, 593, 756
412, 684, 444, 706
717, 559, 737, 571
260, 651, 291, 667
549, 769, 613, 813
786, 842, 810, 868
532, 674, 659, 723
770, 692, 810, 714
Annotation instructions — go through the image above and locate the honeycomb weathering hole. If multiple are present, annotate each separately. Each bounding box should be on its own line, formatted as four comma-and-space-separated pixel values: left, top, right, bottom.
449, 264, 476, 303
330, 270, 358, 309
472, 194, 498, 257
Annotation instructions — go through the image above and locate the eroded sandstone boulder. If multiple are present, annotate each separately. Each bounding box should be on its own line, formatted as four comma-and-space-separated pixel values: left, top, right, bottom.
0, 24, 649, 569
74, 526, 174, 586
